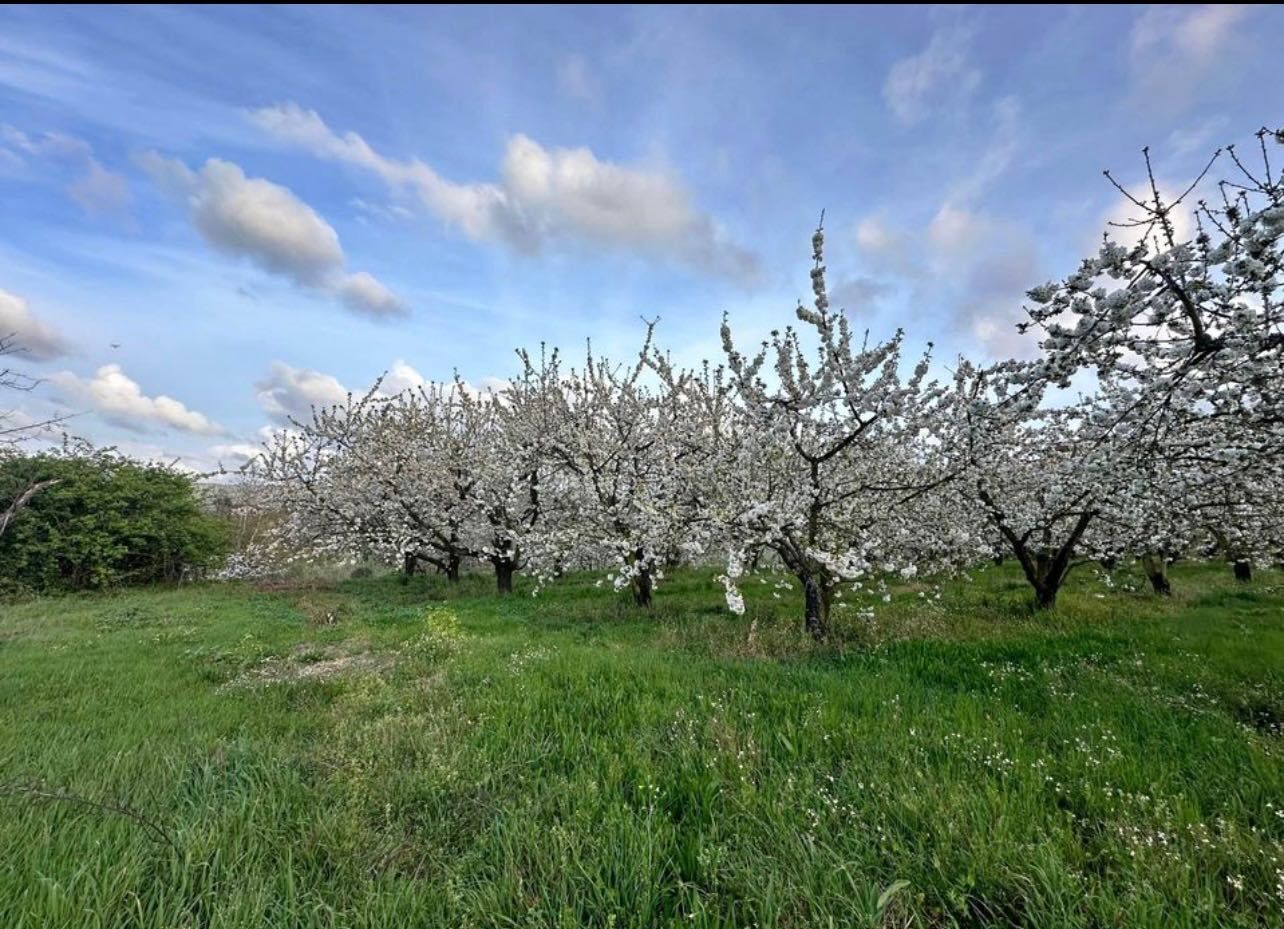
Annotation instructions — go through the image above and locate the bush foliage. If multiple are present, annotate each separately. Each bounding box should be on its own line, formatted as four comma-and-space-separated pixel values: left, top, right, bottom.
0, 450, 228, 591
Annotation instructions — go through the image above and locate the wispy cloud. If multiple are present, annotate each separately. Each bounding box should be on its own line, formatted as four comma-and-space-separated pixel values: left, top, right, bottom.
1, 125, 132, 220
1130, 5, 1251, 113
557, 55, 601, 105
883, 25, 981, 126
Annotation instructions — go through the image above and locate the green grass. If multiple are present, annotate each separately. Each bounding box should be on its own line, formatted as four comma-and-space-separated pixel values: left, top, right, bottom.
1, 562, 1282, 928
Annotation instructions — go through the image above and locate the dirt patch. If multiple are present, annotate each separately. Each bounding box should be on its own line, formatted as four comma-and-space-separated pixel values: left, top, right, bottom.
225, 643, 392, 688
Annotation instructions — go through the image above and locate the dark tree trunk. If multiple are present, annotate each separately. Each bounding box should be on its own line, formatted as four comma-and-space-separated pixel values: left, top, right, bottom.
446, 553, 461, 583
1142, 553, 1171, 596
402, 551, 419, 576
1233, 560, 1253, 582
629, 548, 654, 607
1100, 555, 1118, 571
1025, 550, 1071, 611
802, 573, 829, 640
1034, 581, 1059, 610
494, 559, 515, 594
632, 568, 653, 607
979, 490, 1096, 615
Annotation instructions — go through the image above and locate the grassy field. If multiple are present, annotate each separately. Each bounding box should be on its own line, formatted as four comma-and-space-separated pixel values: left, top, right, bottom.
1, 563, 1283, 928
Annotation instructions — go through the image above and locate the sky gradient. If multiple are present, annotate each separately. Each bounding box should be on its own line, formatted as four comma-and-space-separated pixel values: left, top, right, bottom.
2, 4, 1281, 470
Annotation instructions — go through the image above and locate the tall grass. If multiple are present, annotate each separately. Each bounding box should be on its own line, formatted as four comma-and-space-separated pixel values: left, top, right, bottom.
2, 563, 1282, 927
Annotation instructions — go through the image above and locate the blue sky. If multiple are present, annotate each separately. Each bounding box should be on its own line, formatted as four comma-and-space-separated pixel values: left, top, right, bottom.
1, 4, 1281, 469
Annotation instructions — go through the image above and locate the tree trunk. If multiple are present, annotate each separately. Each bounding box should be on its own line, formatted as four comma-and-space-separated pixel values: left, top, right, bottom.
629, 548, 654, 607
1142, 553, 1171, 596
1100, 555, 1118, 571
1033, 581, 1059, 610
402, 551, 419, 576
446, 553, 461, 583
632, 567, 653, 607
1029, 551, 1068, 611
802, 573, 830, 640
1233, 560, 1252, 582
494, 559, 515, 594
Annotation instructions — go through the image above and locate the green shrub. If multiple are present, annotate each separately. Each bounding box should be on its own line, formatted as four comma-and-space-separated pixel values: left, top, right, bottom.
0, 450, 228, 591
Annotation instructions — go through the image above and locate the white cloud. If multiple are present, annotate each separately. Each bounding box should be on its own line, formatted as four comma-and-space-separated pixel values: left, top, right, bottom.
208, 441, 264, 468
883, 26, 981, 125
0, 288, 72, 361
350, 197, 415, 223
1132, 4, 1247, 62
557, 55, 601, 104
380, 359, 426, 396
1, 124, 132, 220
51, 364, 226, 435
1130, 5, 1251, 112
337, 272, 406, 318
208, 426, 288, 470
255, 360, 351, 424
1095, 179, 1199, 254
928, 203, 991, 257
256, 359, 508, 425
249, 103, 760, 281
137, 152, 406, 318
855, 215, 906, 259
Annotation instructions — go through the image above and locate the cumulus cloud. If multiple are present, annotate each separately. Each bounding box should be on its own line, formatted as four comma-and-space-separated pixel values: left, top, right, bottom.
248, 103, 760, 281
883, 26, 980, 126
1, 125, 132, 220
137, 152, 406, 318
1130, 5, 1251, 112
1095, 178, 1200, 255
0, 289, 72, 360
208, 440, 266, 469
256, 359, 507, 425
337, 272, 406, 318
51, 364, 226, 435
255, 360, 351, 424
207, 427, 295, 471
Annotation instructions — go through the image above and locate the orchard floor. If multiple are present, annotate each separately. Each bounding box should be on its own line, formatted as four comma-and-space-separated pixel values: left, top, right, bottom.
1, 564, 1283, 929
